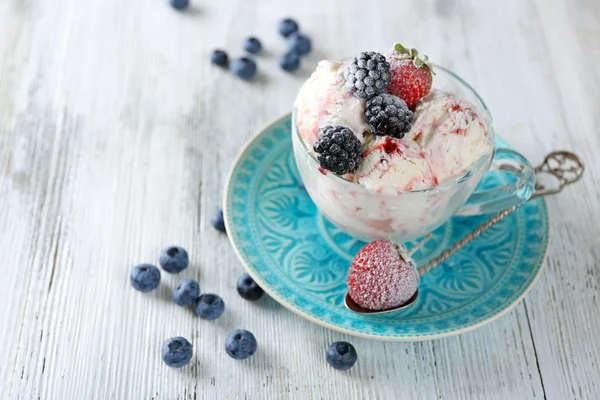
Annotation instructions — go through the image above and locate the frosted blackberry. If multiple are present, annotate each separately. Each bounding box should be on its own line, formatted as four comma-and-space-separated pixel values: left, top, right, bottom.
344, 52, 391, 99
313, 126, 362, 175
365, 94, 413, 139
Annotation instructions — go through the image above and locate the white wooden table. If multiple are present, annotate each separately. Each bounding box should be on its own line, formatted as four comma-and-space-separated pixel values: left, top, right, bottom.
1, 0, 599, 398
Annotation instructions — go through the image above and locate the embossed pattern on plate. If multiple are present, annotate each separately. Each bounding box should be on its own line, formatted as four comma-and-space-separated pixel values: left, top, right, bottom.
224, 114, 549, 340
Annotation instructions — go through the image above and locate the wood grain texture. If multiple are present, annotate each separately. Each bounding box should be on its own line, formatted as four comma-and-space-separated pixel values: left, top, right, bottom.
0, 0, 598, 398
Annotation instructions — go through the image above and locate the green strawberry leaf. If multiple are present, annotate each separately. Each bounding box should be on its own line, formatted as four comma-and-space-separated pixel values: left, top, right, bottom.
394, 43, 409, 54
393, 43, 435, 75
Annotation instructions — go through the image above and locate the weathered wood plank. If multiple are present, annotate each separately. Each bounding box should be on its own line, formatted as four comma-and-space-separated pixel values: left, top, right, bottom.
0, 0, 598, 398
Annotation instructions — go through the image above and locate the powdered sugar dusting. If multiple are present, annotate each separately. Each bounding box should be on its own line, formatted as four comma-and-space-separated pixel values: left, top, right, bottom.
347, 240, 419, 311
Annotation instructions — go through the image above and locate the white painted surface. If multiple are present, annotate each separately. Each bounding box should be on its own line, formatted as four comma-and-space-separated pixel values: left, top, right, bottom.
0, 0, 599, 398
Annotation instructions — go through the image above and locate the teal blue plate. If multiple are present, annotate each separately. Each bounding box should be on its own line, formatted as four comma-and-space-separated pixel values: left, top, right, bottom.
224, 115, 549, 341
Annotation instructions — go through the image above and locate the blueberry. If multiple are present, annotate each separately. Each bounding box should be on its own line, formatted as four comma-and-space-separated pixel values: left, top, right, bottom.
243, 37, 262, 55
161, 337, 193, 368
278, 18, 299, 37
279, 52, 301, 72
195, 293, 225, 320
159, 246, 189, 274
172, 279, 200, 307
130, 264, 161, 292
326, 341, 358, 370
211, 209, 226, 232
236, 273, 264, 301
225, 329, 257, 360
287, 33, 312, 56
169, 0, 189, 10
229, 57, 257, 80
211, 49, 229, 67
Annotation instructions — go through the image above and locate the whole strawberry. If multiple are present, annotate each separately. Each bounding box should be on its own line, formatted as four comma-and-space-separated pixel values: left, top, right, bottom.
387, 44, 433, 109
347, 240, 419, 311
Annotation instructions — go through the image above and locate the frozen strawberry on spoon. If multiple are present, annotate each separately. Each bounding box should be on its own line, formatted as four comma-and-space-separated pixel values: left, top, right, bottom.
346, 240, 419, 311
387, 43, 433, 109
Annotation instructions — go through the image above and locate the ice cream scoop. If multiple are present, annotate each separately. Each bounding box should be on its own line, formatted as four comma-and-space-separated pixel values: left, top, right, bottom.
356, 136, 436, 193
409, 90, 491, 183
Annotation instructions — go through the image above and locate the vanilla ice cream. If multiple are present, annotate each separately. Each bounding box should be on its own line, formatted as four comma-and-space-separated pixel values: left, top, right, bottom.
295, 65, 492, 191
408, 90, 491, 183
356, 136, 436, 193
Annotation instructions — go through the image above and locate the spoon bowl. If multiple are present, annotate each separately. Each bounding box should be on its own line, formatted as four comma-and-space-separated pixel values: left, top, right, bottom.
344, 290, 419, 315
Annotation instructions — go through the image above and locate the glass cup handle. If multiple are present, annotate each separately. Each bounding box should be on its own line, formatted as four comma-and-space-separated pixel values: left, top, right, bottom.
455, 148, 536, 216
417, 151, 583, 276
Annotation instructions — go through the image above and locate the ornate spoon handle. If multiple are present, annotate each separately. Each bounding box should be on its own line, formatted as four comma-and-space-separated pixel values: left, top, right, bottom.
417, 151, 584, 277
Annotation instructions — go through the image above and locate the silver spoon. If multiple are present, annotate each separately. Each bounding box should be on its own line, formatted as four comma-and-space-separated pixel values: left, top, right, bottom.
345, 151, 585, 315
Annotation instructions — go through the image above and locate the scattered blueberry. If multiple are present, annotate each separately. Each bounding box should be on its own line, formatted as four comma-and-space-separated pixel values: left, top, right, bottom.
278, 18, 299, 37
326, 341, 358, 370
130, 264, 161, 292
230, 57, 257, 80
287, 33, 312, 56
211, 209, 226, 232
159, 246, 189, 274
169, 0, 189, 10
243, 37, 262, 55
211, 49, 229, 67
161, 337, 193, 368
225, 329, 257, 360
236, 273, 264, 301
172, 279, 200, 307
279, 52, 301, 72
195, 293, 225, 320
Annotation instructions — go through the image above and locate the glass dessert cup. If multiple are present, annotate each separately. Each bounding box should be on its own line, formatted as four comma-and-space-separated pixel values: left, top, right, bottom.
292, 65, 536, 242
